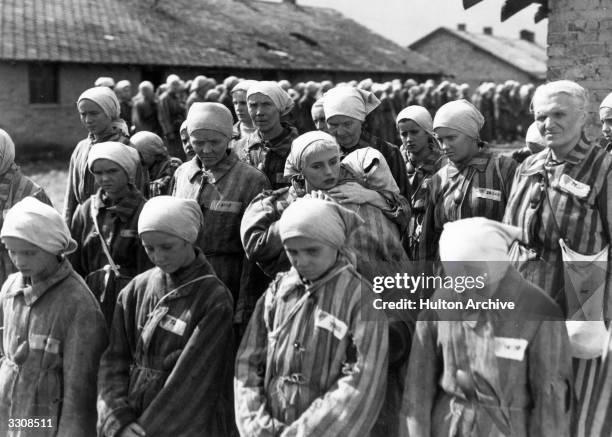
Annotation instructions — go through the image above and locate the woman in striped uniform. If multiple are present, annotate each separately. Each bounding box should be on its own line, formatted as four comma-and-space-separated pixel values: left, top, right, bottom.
235, 197, 388, 437
503, 80, 612, 437
0, 129, 51, 285
420, 100, 517, 261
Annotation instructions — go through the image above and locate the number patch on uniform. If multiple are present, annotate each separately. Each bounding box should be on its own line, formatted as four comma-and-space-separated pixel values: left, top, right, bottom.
30, 334, 60, 354
159, 315, 187, 336
473, 188, 502, 202
558, 174, 590, 198
314, 308, 348, 340
209, 200, 242, 213
494, 337, 528, 361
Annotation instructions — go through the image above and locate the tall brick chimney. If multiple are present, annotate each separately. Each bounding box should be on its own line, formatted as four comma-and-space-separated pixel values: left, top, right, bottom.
483, 26, 493, 35
457, 23, 467, 31
519, 29, 535, 42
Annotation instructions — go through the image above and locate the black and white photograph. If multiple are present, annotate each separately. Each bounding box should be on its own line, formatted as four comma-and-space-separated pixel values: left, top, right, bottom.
0, 0, 611, 435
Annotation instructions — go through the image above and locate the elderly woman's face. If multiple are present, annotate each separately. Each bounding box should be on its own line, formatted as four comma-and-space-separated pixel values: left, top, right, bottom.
78, 99, 112, 136
301, 148, 341, 190
232, 90, 251, 124
190, 129, 229, 168
140, 231, 194, 274
397, 119, 430, 155
600, 107, 612, 142
91, 159, 129, 199
326, 115, 362, 150
283, 236, 338, 281
248, 93, 281, 134
533, 93, 586, 151
435, 127, 477, 164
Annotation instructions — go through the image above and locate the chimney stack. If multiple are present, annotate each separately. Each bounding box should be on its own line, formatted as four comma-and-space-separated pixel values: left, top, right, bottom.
519, 29, 535, 43
483, 27, 493, 35
457, 23, 466, 31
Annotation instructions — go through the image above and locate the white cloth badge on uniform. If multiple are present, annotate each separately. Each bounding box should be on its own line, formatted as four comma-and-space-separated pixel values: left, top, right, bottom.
558, 174, 590, 199
210, 200, 242, 214
29, 334, 60, 354
159, 315, 187, 336
314, 308, 348, 340
494, 336, 528, 361
119, 229, 138, 238
45, 337, 61, 354
473, 187, 502, 202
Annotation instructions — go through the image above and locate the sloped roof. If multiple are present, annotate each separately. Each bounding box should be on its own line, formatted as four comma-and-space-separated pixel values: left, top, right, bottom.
410, 27, 546, 79
462, 0, 549, 23
0, 0, 442, 75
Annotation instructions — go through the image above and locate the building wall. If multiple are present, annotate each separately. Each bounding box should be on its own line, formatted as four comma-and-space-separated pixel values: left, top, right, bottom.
411, 33, 536, 91
0, 62, 141, 154
548, 0, 612, 139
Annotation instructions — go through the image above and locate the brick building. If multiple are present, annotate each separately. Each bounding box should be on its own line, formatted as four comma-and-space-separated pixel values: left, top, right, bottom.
464, 0, 612, 139
409, 25, 546, 91
0, 0, 442, 152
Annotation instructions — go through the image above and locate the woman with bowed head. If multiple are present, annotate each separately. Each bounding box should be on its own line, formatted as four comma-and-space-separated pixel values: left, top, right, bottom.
404, 217, 571, 437
130, 131, 182, 197
69, 142, 151, 326
235, 197, 388, 437
97, 196, 236, 437
420, 100, 517, 261
0, 129, 52, 285
0, 197, 107, 436
64, 86, 146, 226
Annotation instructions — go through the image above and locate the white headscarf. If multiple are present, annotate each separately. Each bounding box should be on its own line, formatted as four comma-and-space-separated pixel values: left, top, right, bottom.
284, 131, 339, 178
323, 87, 380, 122
600, 92, 612, 110
396, 105, 434, 134
341, 147, 399, 194
0, 129, 16, 175
77, 87, 129, 136
1, 197, 77, 255
87, 142, 139, 184
186, 102, 234, 138
279, 197, 364, 251
247, 81, 294, 116
138, 196, 203, 244
433, 99, 484, 139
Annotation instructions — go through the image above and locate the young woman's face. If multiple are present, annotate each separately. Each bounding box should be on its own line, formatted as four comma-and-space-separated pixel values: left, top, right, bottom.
140, 231, 195, 274
283, 237, 338, 281
78, 99, 112, 136
180, 129, 195, 160
435, 127, 477, 164
232, 90, 252, 124
301, 149, 341, 190
91, 159, 129, 199
397, 119, 430, 155
3, 237, 59, 283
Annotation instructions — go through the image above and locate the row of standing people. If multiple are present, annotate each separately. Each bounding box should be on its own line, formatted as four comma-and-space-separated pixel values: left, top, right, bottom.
1, 76, 612, 436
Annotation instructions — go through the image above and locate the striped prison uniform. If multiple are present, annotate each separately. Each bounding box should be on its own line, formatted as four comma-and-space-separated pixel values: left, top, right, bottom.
503, 140, 612, 437
97, 250, 236, 437
420, 149, 517, 261
172, 150, 271, 326
235, 257, 388, 437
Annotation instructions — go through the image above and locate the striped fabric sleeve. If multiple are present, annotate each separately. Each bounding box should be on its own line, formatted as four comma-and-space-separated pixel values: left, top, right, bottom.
598, 169, 612, 319
278, 307, 389, 436
235, 293, 288, 437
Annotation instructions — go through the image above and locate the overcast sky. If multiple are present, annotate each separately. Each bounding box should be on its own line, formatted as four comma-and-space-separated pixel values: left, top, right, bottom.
269, 0, 548, 46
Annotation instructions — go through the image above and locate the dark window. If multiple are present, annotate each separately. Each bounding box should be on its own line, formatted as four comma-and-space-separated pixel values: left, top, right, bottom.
28, 63, 59, 104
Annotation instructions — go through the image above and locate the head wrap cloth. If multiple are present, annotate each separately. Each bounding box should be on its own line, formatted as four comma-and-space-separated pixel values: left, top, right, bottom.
323, 87, 380, 122
439, 217, 522, 263
601, 92, 612, 110
284, 131, 339, 178
77, 87, 129, 136
433, 99, 484, 139
396, 105, 434, 134
246, 81, 294, 116
279, 198, 364, 252
0, 129, 16, 175
138, 196, 203, 244
186, 102, 234, 139
131, 131, 167, 159
87, 142, 139, 183
341, 147, 399, 194
1, 197, 77, 255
